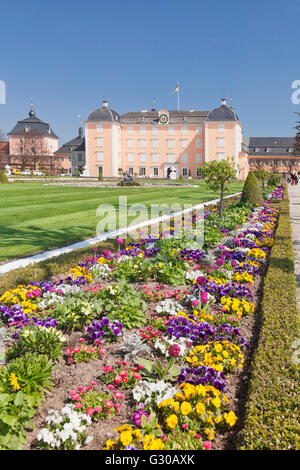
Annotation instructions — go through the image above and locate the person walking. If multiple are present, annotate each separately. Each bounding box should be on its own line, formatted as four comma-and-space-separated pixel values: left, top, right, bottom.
291, 170, 296, 186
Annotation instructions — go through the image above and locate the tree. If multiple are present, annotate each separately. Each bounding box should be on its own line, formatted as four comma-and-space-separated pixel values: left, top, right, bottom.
240, 171, 263, 205
254, 169, 269, 189
293, 112, 300, 154
200, 158, 237, 218
0, 170, 9, 183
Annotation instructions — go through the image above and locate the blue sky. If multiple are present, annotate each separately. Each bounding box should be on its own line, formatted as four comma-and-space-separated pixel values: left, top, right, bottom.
1, 0, 300, 144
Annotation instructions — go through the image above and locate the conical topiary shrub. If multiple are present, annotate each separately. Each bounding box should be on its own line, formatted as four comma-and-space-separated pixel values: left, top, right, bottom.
240, 171, 263, 205
0, 170, 9, 183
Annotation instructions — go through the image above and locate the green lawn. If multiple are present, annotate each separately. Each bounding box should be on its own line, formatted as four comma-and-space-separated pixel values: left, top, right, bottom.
0, 181, 244, 262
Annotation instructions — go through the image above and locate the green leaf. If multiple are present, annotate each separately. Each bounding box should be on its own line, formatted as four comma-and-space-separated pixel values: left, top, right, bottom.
1, 414, 18, 426
14, 391, 25, 406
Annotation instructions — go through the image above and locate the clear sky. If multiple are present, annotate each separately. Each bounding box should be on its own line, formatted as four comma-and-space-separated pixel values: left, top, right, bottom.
1, 0, 300, 144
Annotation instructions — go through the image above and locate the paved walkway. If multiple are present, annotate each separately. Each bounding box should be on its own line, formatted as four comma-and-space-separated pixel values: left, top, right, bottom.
288, 184, 300, 306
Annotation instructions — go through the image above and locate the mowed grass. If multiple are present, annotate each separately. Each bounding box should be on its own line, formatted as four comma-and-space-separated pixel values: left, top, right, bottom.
0, 181, 244, 262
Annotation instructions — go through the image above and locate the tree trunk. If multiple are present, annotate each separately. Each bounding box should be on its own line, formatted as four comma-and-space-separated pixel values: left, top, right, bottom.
220, 183, 224, 218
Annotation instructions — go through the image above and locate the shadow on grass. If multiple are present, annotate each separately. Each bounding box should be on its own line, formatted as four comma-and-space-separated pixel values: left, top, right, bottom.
0, 224, 96, 262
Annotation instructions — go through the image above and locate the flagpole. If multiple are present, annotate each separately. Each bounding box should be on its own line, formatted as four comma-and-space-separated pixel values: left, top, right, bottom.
177, 80, 180, 111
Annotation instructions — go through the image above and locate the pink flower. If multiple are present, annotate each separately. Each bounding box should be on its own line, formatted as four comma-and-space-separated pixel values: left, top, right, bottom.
182, 424, 188, 429
86, 408, 94, 416
203, 441, 212, 450
200, 291, 208, 304
69, 390, 77, 396
78, 337, 85, 342
168, 344, 181, 358
75, 403, 82, 409
116, 237, 124, 245
95, 406, 102, 413
66, 357, 74, 365
196, 276, 207, 286
90, 381, 97, 386
107, 384, 115, 390
191, 299, 199, 307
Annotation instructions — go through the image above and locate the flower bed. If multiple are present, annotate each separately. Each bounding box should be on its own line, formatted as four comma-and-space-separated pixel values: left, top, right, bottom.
0, 185, 287, 451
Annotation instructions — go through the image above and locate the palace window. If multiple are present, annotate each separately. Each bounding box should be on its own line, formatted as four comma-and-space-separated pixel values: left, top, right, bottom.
168, 139, 175, 148
139, 167, 146, 176
217, 137, 225, 147
182, 167, 188, 176
97, 152, 103, 161
96, 137, 103, 147
181, 139, 188, 149
181, 152, 188, 163
127, 153, 134, 162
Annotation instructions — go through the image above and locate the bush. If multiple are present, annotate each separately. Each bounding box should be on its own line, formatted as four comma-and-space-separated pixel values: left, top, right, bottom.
268, 173, 280, 187
240, 171, 263, 205
0, 170, 9, 184
239, 188, 300, 450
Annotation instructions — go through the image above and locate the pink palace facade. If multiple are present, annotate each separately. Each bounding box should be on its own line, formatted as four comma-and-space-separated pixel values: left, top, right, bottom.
84, 99, 248, 180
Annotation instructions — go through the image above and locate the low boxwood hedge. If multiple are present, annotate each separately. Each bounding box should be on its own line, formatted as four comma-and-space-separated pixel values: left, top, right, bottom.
239, 188, 300, 450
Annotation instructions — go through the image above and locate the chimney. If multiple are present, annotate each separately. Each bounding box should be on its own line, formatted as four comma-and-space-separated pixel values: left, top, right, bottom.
103, 100, 108, 108
221, 98, 227, 106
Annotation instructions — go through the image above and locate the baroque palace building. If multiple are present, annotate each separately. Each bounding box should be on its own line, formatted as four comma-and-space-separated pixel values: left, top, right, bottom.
84, 99, 247, 179
1, 98, 300, 177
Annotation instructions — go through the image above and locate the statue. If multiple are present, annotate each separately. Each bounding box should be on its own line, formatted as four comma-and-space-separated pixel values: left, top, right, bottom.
80, 165, 88, 177
4, 164, 11, 177
169, 168, 177, 180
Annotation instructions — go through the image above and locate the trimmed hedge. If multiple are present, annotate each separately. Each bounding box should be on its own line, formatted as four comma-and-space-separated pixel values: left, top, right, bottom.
239, 188, 300, 450
240, 171, 263, 206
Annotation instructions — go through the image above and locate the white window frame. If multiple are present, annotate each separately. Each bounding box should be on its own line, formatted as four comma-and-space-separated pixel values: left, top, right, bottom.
96, 137, 103, 147
96, 151, 104, 162
181, 152, 188, 163
167, 139, 175, 148
127, 139, 134, 148
218, 137, 225, 148
152, 153, 159, 163
196, 152, 202, 163
127, 153, 134, 162
182, 167, 188, 177
181, 139, 188, 149
139, 153, 147, 163
152, 139, 159, 148
196, 138, 202, 148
